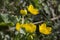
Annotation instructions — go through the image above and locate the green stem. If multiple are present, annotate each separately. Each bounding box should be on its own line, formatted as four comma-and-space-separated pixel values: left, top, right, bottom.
22, 15, 25, 24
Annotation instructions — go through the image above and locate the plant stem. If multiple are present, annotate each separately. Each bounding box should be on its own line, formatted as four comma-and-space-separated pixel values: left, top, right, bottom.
22, 15, 25, 24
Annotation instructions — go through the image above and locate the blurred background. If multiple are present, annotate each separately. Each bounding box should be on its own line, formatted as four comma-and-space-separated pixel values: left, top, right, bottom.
0, 0, 60, 40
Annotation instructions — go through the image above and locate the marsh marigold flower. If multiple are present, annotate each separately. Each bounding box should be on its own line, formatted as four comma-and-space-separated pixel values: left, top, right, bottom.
23, 23, 36, 33
16, 23, 21, 31
39, 23, 52, 35
28, 4, 39, 15
20, 9, 27, 15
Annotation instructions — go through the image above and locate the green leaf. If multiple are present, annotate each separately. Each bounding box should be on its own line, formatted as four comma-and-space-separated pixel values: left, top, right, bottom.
0, 14, 4, 22
0, 13, 9, 23
8, 15, 17, 24
0, 22, 7, 26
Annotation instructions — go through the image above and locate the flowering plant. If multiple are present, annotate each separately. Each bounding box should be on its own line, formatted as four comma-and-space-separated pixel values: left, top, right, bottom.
14, 4, 52, 40
0, 0, 60, 40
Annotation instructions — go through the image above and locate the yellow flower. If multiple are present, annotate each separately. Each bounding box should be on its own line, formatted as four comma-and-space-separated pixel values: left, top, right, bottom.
20, 9, 27, 15
39, 23, 52, 35
16, 23, 21, 31
23, 23, 36, 33
27, 4, 39, 15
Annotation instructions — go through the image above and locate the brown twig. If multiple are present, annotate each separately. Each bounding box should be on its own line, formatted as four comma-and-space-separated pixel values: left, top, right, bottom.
50, 15, 60, 21
34, 21, 44, 24
34, 15, 60, 24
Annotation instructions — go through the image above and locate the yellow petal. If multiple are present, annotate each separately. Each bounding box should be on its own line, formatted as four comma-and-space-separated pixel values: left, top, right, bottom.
28, 4, 39, 15
39, 23, 46, 29
39, 23, 52, 35
23, 23, 36, 33
28, 4, 34, 10
46, 27, 52, 32
20, 9, 27, 15
16, 23, 21, 31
